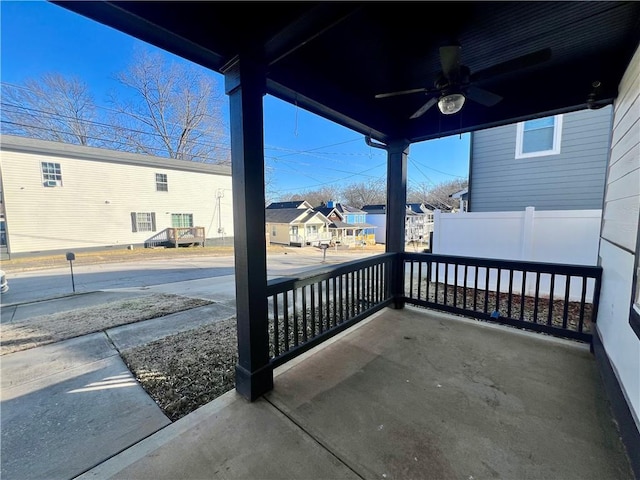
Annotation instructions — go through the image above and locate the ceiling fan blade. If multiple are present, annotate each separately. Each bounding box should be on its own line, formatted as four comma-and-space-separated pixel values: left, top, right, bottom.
410, 96, 438, 119
470, 47, 552, 82
375, 87, 430, 99
439, 44, 461, 78
465, 85, 503, 106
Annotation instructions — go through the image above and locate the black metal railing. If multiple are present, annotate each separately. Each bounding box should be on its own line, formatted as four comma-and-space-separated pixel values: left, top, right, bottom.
402, 252, 602, 342
266, 253, 395, 367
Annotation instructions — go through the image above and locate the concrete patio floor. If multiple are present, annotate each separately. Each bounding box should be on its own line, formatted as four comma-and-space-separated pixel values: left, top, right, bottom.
77, 306, 633, 480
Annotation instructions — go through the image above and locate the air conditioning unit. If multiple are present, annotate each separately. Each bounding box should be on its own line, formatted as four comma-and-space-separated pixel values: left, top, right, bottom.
43, 180, 59, 187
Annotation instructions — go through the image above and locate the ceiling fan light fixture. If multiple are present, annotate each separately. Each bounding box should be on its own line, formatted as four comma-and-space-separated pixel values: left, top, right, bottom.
438, 93, 466, 115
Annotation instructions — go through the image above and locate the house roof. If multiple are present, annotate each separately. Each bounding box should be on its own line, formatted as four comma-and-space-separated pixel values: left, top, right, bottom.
362, 205, 386, 214
314, 207, 343, 220
336, 204, 366, 214
265, 208, 330, 225
265, 208, 309, 224
406, 203, 426, 214
266, 200, 312, 209
450, 188, 469, 199
0, 134, 232, 176
55, 2, 640, 144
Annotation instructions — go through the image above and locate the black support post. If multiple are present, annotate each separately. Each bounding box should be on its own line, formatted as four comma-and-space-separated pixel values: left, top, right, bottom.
223, 55, 273, 401
385, 139, 410, 309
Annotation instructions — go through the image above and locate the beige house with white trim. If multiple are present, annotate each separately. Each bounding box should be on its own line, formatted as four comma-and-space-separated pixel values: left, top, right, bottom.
265, 207, 331, 247
0, 135, 233, 257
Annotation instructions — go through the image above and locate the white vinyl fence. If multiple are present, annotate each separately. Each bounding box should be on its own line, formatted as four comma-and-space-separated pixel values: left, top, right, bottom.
431, 207, 602, 301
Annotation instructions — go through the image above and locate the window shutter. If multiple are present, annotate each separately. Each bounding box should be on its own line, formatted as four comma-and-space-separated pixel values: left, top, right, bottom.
151, 212, 157, 232
131, 212, 138, 232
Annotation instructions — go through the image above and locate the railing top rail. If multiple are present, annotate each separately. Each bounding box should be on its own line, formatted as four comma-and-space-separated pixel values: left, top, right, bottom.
403, 252, 602, 277
267, 252, 396, 295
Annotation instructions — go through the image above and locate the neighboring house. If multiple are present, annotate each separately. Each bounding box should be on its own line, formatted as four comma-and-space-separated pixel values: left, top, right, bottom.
315, 200, 376, 246
265, 207, 331, 247
449, 189, 468, 212
362, 204, 434, 245
321, 201, 376, 245
433, 106, 614, 263
0, 135, 233, 257
468, 106, 613, 212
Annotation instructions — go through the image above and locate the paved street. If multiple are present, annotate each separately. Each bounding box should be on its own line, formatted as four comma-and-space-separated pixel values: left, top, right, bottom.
1, 247, 379, 306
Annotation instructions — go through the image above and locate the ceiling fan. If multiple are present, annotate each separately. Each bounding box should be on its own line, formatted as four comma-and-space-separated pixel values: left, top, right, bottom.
375, 44, 552, 119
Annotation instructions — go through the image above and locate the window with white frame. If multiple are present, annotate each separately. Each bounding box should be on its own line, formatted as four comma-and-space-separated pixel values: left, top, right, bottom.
131, 212, 156, 232
41, 162, 63, 186
515, 115, 563, 158
156, 173, 168, 191
171, 213, 193, 228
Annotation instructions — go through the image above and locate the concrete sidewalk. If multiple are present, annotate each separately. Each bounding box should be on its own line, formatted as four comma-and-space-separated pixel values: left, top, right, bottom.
1, 289, 236, 480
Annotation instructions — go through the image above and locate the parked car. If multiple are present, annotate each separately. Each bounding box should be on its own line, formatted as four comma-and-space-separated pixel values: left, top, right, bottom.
0, 270, 8, 293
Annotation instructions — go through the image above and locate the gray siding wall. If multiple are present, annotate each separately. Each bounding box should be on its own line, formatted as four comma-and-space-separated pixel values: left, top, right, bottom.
469, 106, 613, 212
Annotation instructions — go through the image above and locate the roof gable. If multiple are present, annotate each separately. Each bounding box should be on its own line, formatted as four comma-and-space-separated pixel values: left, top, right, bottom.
266, 200, 313, 209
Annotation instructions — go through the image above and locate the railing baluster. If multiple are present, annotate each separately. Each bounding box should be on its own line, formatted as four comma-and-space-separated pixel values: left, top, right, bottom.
318, 281, 324, 334
483, 267, 489, 314
331, 277, 338, 327
463, 264, 468, 310
473, 265, 479, 311
409, 260, 415, 299
302, 285, 308, 342
338, 275, 344, 324
547, 274, 555, 326
507, 269, 513, 318
453, 262, 459, 308
426, 260, 432, 301
520, 270, 526, 321
310, 283, 316, 337
283, 291, 290, 352
350, 272, 358, 317
533, 272, 541, 324
444, 261, 449, 306
293, 288, 299, 346
417, 261, 423, 300
434, 262, 440, 304
325, 278, 331, 331
273, 294, 280, 357
495, 268, 501, 315
563, 275, 570, 329
579, 276, 587, 333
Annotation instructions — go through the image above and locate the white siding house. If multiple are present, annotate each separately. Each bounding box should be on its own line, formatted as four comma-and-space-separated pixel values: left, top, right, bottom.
596, 43, 640, 440
0, 135, 233, 257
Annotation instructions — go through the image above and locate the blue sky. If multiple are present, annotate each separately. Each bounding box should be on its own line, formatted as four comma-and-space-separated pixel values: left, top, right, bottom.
1, 0, 470, 196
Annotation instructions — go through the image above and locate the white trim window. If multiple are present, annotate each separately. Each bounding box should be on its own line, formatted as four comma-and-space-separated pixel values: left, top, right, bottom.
131, 212, 156, 232
41, 162, 63, 187
515, 115, 563, 158
156, 173, 168, 192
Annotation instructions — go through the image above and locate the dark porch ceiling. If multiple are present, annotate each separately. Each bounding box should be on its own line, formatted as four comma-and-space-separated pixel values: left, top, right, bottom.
54, 1, 639, 145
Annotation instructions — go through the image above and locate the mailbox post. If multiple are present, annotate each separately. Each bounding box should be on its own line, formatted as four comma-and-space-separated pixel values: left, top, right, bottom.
66, 252, 76, 292
319, 243, 329, 263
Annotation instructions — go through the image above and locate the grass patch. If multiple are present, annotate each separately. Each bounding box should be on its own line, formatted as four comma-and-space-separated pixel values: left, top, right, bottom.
1, 293, 213, 355
121, 317, 238, 421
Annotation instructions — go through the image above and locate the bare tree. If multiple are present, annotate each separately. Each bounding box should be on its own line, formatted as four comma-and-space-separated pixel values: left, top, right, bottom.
281, 186, 342, 208
341, 179, 386, 208
106, 48, 229, 164
1, 74, 99, 146
408, 179, 468, 210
